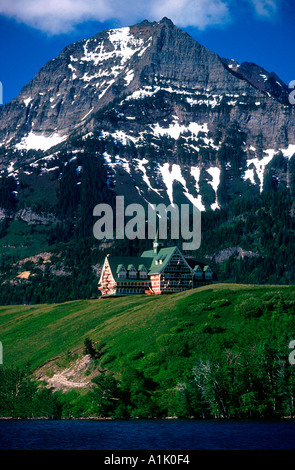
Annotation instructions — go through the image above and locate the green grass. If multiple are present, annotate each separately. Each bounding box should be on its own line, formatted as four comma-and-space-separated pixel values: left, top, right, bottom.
1, 283, 295, 376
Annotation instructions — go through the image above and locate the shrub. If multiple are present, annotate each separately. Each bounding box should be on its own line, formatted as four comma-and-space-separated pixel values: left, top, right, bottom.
236, 298, 264, 318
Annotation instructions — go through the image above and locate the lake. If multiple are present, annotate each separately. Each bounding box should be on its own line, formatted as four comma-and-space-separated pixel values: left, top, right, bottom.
1, 419, 295, 450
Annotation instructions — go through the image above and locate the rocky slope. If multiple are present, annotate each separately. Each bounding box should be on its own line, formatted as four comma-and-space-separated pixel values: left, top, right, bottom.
0, 17, 294, 212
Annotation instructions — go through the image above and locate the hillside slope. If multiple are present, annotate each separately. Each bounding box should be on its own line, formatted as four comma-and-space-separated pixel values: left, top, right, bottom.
1, 284, 295, 418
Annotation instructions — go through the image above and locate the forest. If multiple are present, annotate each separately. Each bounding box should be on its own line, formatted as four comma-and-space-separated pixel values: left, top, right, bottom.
0, 122, 294, 305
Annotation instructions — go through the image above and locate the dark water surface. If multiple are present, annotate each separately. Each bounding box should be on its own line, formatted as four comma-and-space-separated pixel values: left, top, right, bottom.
1, 419, 295, 450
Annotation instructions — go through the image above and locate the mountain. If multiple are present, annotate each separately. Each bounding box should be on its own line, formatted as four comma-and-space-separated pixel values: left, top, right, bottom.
0, 18, 295, 303
2, 17, 292, 144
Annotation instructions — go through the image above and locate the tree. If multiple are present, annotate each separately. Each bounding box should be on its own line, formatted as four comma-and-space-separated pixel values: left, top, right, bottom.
84, 338, 96, 358
0, 173, 18, 211
91, 373, 120, 417
119, 366, 158, 418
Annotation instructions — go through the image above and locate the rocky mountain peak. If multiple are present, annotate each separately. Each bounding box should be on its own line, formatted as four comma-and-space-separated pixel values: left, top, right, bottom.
0, 17, 294, 215
0, 17, 292, 150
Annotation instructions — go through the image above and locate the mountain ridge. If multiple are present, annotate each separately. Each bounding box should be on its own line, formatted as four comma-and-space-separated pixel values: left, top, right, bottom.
0, 18, 294, 213
0, 17, 293, 149
0, 18, 295, 302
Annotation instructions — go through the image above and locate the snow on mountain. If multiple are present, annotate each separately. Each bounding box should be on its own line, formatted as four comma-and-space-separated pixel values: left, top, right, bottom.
0, 17, 294, 214
15, 132, 68, 152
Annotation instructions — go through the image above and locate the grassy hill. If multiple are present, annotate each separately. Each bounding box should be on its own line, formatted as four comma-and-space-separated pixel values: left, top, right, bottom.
1, 283, 295, 419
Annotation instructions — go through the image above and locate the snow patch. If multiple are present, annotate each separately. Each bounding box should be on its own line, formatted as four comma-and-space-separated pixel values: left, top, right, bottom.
138, 36, 152, 57
15, 132, 67, 151
158, 162, 205, 211
206, 167, 220, 210
23, 97, 32, 107
244, 168, 256, 185
98, 79, 115, 99
159, 163, 187, 204
188, 167, 205, 211
186, 94, 222, 108
246, 149, 275, 192
135, 158, 161, 196
153, 121, 209, 141
124, 69, 134, 86
101, 129, 138, 146
185, 192, 206, 212
126, 86, 160, 101
103, 152, 131, 175
71, 27, 149, 100
68, 63, 77, 80
80, 28, 144, 69
108, 27, 143, 62
81, 107, 94, 121
7, 161, 15, 175
281, 144, 295, 159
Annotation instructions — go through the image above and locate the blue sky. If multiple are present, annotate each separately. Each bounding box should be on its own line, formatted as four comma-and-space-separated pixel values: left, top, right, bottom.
0, 0, 294, 104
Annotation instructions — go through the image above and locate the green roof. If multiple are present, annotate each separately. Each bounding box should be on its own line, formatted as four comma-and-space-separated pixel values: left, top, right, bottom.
138, 264, 148, 271
148, 246, 178, 275
107, 256, 154, 282
140, 249, 155, 258
194, 265, 202, 271
105, 246, 205, 282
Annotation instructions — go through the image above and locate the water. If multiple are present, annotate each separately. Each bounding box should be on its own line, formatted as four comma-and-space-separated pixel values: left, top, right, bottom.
1, 419, 295, 450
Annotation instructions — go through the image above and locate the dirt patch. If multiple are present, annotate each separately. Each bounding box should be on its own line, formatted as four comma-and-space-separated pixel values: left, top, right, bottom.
18, 252, 53, 266
17, 271, 31, 279
35, 354, 99, 392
